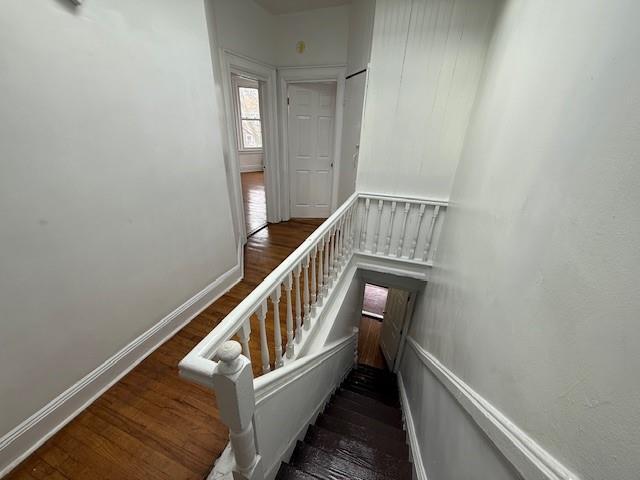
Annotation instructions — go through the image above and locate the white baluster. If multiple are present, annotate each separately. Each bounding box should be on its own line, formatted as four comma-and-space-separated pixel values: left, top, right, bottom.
317, 239, 324, 306
302, 255, 311, 330
293, 263, 303, 342
256, 301, 270, 374
423, 205, 441, 261
328, 228, 336, 284
341, 215, 347, 265
271, 285, 283, 369
348, 206, 356, 254
372, 199, 384, 254
331, 227, 339, 281
212, 341, 263, 480
385, 201, 397, 255
410, 204, 426, 259
360, 198, 370, 250
237, 318, 252, 363
396, 202, 411, 257
323, 235, 330, 295
284, 272, 294, 358
310, 246, 317, 315
335, 219, 343, 268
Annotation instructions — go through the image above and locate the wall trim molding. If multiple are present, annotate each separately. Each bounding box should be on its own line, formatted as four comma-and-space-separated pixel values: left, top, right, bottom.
0, 243, 245, 478
397, 372, 429, 480
405, 337, 581, 480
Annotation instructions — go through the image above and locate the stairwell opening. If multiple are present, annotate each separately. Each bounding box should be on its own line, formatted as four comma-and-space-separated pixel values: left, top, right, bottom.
358, 282, 414, 373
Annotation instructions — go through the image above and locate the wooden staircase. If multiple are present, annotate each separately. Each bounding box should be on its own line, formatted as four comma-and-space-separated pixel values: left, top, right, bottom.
275, 364, 411, 480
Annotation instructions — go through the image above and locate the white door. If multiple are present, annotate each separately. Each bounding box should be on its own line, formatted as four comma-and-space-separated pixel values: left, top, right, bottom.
380, 288, 410, 370
288, 82, 336, 218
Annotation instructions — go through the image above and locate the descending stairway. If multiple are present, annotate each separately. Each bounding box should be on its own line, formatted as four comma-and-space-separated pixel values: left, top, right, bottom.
276, 364, 411, 480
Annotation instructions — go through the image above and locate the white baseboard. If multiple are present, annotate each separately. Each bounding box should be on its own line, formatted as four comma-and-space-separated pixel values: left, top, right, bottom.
0, 244, 244, 478
404, 338, 581, 480
240, 165, 264, 173
397, 372, 429, 480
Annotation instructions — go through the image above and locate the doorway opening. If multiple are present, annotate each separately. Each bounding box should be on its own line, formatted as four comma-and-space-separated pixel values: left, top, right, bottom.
232, 73, 268, 236
358, 283, 413, 372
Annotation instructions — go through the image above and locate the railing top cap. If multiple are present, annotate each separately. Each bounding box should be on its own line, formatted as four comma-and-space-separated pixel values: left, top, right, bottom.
219, 341, 242, 363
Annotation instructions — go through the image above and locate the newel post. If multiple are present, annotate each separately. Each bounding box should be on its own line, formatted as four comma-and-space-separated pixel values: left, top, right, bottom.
213, 341, 264, 480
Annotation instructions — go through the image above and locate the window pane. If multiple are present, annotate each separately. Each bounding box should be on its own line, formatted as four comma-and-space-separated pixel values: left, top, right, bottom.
239, 87, 260, 119
241, 120, 262, 148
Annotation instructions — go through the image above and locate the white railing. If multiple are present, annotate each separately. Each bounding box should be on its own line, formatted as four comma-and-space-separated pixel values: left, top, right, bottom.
178, 192, 446, 480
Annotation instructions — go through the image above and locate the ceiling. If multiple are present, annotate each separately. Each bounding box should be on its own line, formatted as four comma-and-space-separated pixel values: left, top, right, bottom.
254, 0, 352, 15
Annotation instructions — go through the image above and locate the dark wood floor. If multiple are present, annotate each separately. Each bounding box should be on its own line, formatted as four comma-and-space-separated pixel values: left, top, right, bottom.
357, 316, 387, 370
241, 171, 267, 235
6, 219, 324, 480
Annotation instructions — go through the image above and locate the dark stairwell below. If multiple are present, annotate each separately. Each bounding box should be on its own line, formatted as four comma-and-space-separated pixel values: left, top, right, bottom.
276, 364, 411, 480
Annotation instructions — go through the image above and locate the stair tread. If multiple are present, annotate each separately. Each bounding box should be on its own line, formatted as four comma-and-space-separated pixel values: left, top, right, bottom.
346, 376, 399, 396
331, 395, 402, 427
336, 389, 402, 416
323, 404, 405, 441
352, 367, 396, 382
290, 442, 397, 480
354, 363, 395, 377
342, 382, 400, 406
276, 462, 320, 480
304, 425, 411, 478
316, 412, 408, 459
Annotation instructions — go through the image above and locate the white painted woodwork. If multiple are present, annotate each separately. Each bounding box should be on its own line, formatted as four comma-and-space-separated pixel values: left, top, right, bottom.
178, 192, 449, 480
257, 302, 271, 374
310, 248, 317, 314
284, 273, 294, 359
357, 0, 500, 201
288, 83, 337, 218
380, 289, 410, 370
212, 341, 263, 480
292, 265, 303, 345
302, 256, 311, 330
271, 286, 283, 369
239, 319, 252, 363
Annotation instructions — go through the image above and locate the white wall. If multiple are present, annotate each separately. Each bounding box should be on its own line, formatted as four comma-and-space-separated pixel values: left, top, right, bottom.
357, 0, 499, 201
404, 1, 640, 479
275, 6, 350, 67
0, 0, 236, 456
210, 0, 277, 64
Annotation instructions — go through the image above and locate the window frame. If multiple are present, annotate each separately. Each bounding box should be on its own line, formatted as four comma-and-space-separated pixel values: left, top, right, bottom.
233, 77, 263, 152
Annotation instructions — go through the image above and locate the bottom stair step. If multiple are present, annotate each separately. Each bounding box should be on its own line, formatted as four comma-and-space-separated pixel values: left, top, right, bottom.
276, 462, 320, 480
304, 425, 412, 479
290, 442, 394, 480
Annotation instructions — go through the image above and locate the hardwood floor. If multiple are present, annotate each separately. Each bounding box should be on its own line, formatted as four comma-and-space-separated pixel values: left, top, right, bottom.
357, 316, 387, 370
241, 171, 267, 235
6, 218, 323, 480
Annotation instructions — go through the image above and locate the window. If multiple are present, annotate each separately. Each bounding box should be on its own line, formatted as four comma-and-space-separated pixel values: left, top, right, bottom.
236, 84, 262, 150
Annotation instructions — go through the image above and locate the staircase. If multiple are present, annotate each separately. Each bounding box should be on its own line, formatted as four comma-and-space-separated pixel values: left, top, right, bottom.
276, 364, 411, 480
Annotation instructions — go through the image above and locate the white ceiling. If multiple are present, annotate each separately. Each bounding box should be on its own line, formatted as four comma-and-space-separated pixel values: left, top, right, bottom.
254, 0, 352, 15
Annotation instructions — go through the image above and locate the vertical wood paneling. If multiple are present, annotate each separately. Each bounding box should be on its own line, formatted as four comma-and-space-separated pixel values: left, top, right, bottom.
357, 0, 500, 201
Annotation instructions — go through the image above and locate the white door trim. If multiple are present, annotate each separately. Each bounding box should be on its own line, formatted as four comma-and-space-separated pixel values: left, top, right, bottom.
278, 65, 346, 220
220, 49, 281, 243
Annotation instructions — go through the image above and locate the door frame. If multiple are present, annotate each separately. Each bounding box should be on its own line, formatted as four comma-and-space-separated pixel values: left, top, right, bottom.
220, 49, 281, 244
278, 65, 346, 220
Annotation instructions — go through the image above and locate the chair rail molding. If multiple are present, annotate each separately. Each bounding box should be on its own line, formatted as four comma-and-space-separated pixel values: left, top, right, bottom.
404, 337, 581, 480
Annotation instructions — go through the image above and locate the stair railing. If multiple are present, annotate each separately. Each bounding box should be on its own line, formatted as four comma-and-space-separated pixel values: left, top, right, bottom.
178, 191, 447, 480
